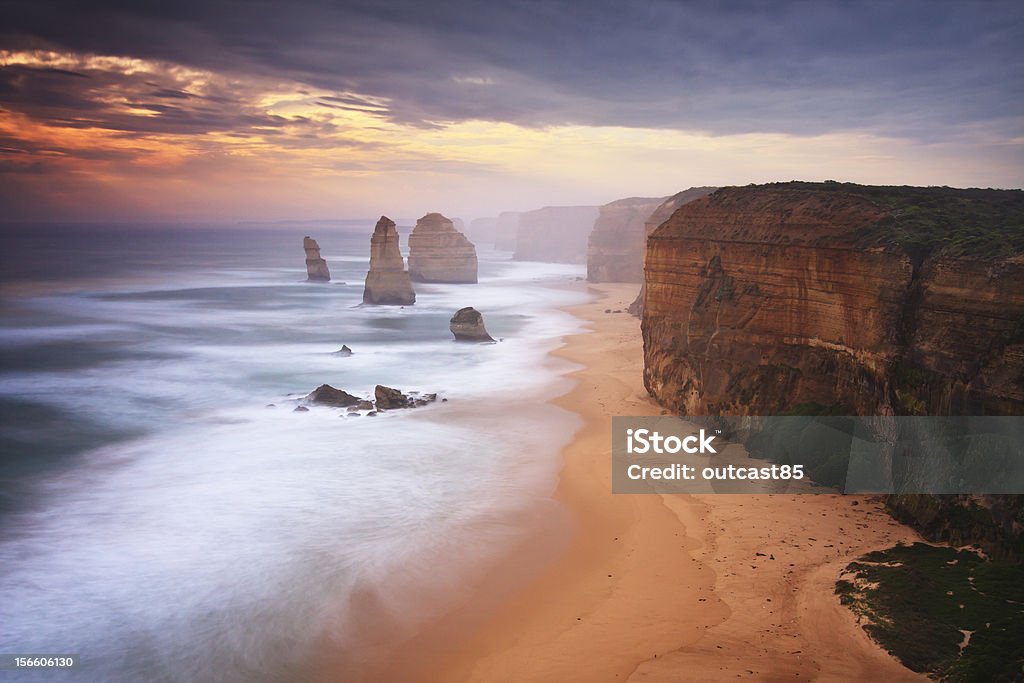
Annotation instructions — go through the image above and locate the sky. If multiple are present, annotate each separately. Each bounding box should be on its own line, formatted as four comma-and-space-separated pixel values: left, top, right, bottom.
1, 0, 1022, 224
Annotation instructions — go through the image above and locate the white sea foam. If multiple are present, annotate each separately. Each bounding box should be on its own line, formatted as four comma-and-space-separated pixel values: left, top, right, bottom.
0, 233, 589, 682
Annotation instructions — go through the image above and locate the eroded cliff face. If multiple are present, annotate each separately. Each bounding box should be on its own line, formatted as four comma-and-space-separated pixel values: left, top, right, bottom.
407, 213, 478, 283
642, 183, 1024, 417
363, 216, 416, 305
586, 197, 665, 283
514, 205, 599, 263
641, 182, 1024, 558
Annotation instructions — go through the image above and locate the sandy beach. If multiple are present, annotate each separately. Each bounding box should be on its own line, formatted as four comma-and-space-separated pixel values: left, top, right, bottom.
379, 282, 926, 682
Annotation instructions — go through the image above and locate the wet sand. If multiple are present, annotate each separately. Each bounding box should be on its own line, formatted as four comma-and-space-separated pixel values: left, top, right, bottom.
348, 282, 926, 681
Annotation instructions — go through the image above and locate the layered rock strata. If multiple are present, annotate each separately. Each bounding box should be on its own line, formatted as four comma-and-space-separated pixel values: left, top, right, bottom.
642, 182, 1024, 417
627, 187, 717, 314
362, 216, 416, 305
407, 213, 478, 283
303, 236, 331, 281
514, 206, 599, 263
641, 182, 1024, 557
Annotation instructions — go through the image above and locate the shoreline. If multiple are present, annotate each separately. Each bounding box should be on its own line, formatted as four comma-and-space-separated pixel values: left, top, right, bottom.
341, 282, 929, 681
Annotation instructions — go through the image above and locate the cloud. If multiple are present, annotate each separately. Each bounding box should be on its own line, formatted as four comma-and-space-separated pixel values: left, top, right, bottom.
1, 0, 1021, 138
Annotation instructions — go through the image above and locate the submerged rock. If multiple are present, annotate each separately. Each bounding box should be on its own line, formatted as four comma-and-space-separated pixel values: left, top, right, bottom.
303, 236, 331, 282
293, 405, 310, 412
306, 384, 361, 407
334, 344, 354, 356
449, 307, 494, 341
363, 216, 416, 305
407, 212, 478, 283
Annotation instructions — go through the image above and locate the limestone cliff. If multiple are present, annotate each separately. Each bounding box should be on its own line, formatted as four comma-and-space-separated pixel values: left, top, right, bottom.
627, 187, 718, 314
514, 206, 599, 263
407, 213, 478, 283
641, 181, 1024, 558
363, 216, 416, 305
303, 236, 331, 281
586, 197, 665, 283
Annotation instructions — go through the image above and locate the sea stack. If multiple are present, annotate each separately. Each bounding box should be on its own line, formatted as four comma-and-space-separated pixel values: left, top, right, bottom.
362, 216, 416, 305
407, 213, 478, 283
303, 236, 331, 281
449, 307, 494, 341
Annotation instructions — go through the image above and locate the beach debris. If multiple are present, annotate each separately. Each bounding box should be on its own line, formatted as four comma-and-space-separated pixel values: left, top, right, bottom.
449, 306, 495, 342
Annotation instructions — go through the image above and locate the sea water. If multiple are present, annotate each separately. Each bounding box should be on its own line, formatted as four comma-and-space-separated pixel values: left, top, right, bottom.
0, 225, 588, 681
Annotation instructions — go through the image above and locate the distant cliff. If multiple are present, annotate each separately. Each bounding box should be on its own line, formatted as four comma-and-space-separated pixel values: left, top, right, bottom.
514, 206, 599, 263
468, 217, 499, 247
624, 187, 718, 314
586, 196, 665, 283
494, 212, 520, 252
640, 182, 1024, 558
407, 213, 478, 283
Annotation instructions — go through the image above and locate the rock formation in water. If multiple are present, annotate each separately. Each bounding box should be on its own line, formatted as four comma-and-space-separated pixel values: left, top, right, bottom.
333, 345, 353, 356
306, 384, 361, 407
303, 236, 331, 281
374, 385, 438, 410
640, 181, 1024, 558
586, 197, 665, 283
449, 307, 494, 341
494, 212, 521, 251
407, 213, 478, 283
363, 216, 416, 305
626, 187, 718, 315
514, 206, 600, 263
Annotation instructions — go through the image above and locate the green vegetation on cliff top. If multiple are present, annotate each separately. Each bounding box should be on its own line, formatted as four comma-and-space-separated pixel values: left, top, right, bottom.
741, 181, 1024, 259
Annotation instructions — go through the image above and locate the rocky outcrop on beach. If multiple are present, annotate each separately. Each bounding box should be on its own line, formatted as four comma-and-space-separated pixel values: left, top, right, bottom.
514, 206, 599, 263
306, 384, 361, 407
374, 385, 438, 410
640, 181, 1024, 557
363, 216, 416, 305
303, 236, 331, 281
626, 187, 717, 314
407, 213, 478, 283
449, 307, 494, 341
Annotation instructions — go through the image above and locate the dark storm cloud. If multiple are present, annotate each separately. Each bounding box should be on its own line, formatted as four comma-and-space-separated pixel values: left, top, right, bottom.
1, 0, 1022, 139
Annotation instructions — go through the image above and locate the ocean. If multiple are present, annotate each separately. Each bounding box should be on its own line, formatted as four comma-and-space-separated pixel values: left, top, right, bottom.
0, 225, 587, 681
